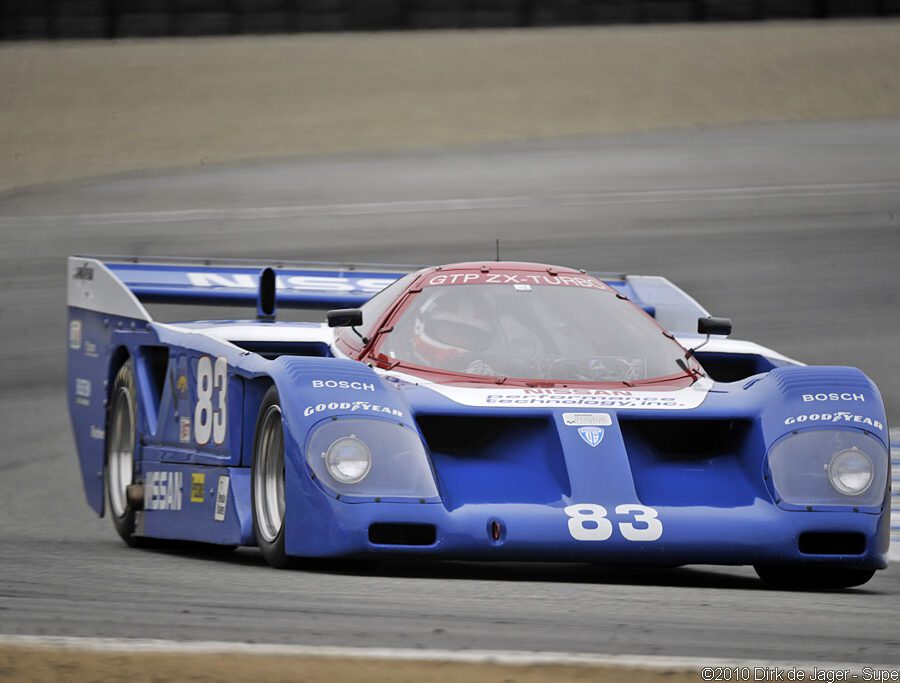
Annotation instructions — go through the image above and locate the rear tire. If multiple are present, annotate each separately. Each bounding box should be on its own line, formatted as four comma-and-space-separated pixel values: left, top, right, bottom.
754, 565, 876, 590
252, 386, 289, 568
106, 359, 139, 546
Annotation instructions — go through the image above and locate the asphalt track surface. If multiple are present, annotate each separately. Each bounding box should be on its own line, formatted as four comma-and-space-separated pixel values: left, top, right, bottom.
1, 120, 899, 664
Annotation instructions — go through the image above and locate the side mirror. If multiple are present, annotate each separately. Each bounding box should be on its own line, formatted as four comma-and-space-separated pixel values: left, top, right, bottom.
327, 308, 363, 328
698, 316, 732, 337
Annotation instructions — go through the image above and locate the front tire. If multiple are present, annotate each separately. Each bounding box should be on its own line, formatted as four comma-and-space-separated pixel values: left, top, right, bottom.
754, 565, 876, 590
106, 359, 139, 546
252, 386, 289, 568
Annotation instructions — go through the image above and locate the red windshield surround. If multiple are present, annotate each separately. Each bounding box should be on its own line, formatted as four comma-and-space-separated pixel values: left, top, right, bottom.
338, 261, 700, 389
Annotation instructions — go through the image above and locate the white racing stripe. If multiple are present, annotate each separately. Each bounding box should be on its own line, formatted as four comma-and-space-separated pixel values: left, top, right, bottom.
0, 634, 892, 671
2, 181, 899, 227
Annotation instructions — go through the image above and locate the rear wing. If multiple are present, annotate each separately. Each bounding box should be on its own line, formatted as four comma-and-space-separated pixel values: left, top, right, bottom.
66, 256, 415, 321
67, 256, 710, 333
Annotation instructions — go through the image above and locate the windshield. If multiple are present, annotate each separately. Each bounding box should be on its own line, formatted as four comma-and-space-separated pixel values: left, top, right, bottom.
377, 283, 696, 382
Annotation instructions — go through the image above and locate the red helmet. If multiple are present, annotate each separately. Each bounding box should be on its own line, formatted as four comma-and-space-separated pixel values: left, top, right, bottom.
410, 289, 493, 368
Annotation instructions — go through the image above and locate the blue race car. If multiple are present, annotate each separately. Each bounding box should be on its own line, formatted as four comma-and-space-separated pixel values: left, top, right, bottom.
67, 256, 891, 588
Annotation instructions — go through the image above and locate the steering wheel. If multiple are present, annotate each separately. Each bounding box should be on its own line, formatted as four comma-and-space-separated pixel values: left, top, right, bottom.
445, 352, 531, 378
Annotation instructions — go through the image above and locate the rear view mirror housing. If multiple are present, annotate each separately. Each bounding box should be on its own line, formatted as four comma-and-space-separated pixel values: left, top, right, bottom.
698, 316, 733, 337
327, 308, 363, 328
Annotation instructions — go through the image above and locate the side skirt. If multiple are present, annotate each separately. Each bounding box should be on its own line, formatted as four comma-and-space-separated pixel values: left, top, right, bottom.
136, 465, 253, 546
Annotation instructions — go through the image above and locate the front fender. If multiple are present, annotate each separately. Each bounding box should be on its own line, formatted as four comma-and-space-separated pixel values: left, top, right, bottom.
755, 365, 888, 448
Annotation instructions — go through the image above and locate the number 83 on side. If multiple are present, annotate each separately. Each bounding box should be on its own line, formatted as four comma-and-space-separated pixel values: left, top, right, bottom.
565, 504, 663, 542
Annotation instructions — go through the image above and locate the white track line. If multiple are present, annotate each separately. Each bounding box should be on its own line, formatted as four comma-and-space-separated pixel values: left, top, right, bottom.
1, 635, 896, 670
2, 181, 898, 227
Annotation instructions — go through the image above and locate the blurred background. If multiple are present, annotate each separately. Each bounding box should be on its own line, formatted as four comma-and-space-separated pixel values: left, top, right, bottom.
2, 0, 899, 39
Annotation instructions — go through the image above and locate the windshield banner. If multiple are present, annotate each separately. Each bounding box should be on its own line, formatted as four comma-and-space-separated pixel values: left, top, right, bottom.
417, 379, 712, 410
423, 272, 609, 289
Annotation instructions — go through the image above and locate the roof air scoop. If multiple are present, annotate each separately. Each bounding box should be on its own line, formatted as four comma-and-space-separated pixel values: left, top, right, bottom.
257, 267, 277, 322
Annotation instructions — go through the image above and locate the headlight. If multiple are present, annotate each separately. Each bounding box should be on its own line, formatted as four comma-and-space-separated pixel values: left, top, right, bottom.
827, 448, 873, 495
767, 428, 887, 508
324, 435, 371, 484
306, 418, 439, 499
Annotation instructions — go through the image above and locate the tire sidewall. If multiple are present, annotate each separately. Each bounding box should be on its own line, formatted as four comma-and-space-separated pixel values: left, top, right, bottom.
252, 385, 288, 568
106, 359, 139, 546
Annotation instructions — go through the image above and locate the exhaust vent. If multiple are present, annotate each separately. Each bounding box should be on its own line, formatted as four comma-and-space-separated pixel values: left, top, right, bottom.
368, 523, 436, 546
798, 532, 866, 556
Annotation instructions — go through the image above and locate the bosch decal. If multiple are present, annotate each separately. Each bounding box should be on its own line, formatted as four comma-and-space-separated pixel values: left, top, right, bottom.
312, 379, 375, 392
89, 425, 105, 440
802, 393, 866, 402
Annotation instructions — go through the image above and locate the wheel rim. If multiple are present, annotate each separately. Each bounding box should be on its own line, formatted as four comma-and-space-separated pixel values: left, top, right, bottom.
108, 386, 134, 518
254, 405, 285, 543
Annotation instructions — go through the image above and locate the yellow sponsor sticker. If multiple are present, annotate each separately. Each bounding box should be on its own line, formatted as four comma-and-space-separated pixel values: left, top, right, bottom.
191, 472, 205, 503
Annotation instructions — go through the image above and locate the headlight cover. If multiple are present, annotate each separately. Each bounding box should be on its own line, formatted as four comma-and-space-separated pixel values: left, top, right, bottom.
767, 429, 888, 508
306, 418, 439, 499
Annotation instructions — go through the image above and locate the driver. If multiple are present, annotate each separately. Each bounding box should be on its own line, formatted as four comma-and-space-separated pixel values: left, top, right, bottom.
410, 288, 499, 375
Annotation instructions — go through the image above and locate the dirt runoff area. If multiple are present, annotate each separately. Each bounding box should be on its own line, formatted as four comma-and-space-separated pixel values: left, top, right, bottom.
0, 644, 704, 683
2, 19, 900, 191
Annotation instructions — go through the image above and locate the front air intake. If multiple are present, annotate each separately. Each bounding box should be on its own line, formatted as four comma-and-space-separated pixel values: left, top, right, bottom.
619, 418, 752, 460
415, 415, 571, 509
621, 418, 760, 507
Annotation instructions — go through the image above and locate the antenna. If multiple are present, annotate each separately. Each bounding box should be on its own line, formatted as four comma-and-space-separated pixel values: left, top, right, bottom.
495, 239, 501, 262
